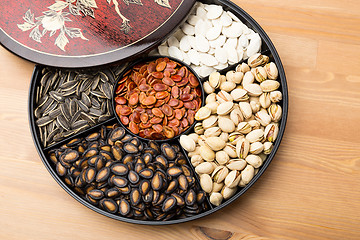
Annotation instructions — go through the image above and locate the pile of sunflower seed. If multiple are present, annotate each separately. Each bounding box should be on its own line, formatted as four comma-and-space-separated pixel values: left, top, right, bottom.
34, 64, 127, 147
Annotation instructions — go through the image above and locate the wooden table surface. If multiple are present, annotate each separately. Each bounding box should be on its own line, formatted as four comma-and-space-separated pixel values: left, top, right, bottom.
1, 0, 360, 239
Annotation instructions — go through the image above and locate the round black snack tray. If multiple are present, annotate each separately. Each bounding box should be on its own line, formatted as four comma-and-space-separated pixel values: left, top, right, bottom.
29, 0, 288, 225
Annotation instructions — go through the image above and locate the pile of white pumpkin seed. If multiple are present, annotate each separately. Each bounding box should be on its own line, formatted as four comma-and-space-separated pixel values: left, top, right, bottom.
180, 53, 282, 206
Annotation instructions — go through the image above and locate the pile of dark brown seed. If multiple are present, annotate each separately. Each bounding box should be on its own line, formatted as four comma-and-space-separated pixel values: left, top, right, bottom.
34, 65, 126, 147
48, 124, 209, 221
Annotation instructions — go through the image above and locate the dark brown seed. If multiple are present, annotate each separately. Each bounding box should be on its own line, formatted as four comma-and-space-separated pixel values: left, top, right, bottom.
139, 168, 154, 179
67, 138, 82, 147
112, 176, 128, 188
185, 189, 196, 206
143, 153, 152, 165
197, 191, 206, 204
181, 165, 192, 177
167, 166, 183, 177
109, 127, 125, 142
86, 132, 100, 142
100, 198, 118, 213
56, 162, 67, 176
128, 170, 140, 184
119, 199, 131, 216
99, 150, 113, 160
118, 185, 131, 194
161, 143, 176, 160
130, 188, 141, 205
86, 194, 98, 205
122, 154, 133, 164
162, 196, 177, 212
172, 193, 185, 207
152, 191, 160, 205
87, 155, 98, 166
96, 167, 110, 183
165, 180, 178, 195
85, 167, 96, 183
139, 180, 151, 196
75, 174, 86, 188
83, 148, 98, 158
105, 188, 120, 198
60, 149, 79, 163
111, 146, 123, 161
111, 163, 129, 176
123, 142, 139, 154
94, 156, 106, 171
151, 172, 163, 191
142, 189, 153, 203
177, 174, 188, 191
155, 193, 166, 206
155, 155, 168, 169
175, 155, 187, 165
88, 189, 104, 200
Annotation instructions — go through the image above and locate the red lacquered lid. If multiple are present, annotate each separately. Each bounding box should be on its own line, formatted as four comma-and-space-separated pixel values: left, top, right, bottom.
0, 0, 194, 68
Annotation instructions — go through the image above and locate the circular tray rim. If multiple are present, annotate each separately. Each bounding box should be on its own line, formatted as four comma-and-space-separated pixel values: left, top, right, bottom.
28, 0, 288, 225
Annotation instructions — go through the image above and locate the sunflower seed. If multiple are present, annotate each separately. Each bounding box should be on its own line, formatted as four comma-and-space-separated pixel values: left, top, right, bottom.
57, 115, 70, 131
49, 91, 64, 102
36, 116, 53, 127
81, 92, 91, 107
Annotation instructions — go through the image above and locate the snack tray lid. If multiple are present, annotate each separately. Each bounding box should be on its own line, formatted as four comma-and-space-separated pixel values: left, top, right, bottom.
0, 0, 194, 68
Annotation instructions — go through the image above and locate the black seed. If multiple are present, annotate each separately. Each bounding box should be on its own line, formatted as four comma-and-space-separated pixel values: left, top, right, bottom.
67, 138, 82, 147
110, 163, 129, 176
118, 185, 131, 194
152, 191, 160, 205
164, 212, 176, 221
144, 208, 154, 220
56, 162, 67, 176
151, 172, 163, 191
177, 174, 188, 191
139, 180, 151, 196
139, 168, 153, 179
85, 194, 98, 205
128, 170, 140, 184
112, 176, 128, 188
167, 166, 183, 177
96, 167, 110, 182
63, 175, 74, 187
197, 191, 206, 204
86, 132, 100, 142
155, 155, 168, 169
162, 197, 177, 212
105, 188, 120, 198
142, 189, 154, 203
143, 153, 152, 164
109, 127, 125, 142
83, 148, 98, 158
181, 165, 192, 177
111, 145, 123, 161
134, 163, 145, 173
88, 142, 99, 149
133, 209, 144, 217
130, 188, 141, 206
175, 154, 188, 165
123, 142, 139, 154
155, 193, 166, 206
165, 179, 178, 194
60, 149, 79, 163
148, 141, 160, 153
85, 167, 96, 183
94, 155, 106, 171
186, 176, 196, 186
171, 193, 185, 207
100, 198, 118, 214
185, 189, 196, 206
99, 150, 113, 160
88, 189, 104, 200
161, 143, 177, 160
122, 154, 133, 164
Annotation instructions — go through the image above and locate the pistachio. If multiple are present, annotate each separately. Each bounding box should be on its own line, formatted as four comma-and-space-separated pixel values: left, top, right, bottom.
237, 122, 252, 134
260, 80, 280, 92
206, 137, 226, 151
268, 103, 282, 122
230, 89, 248, 101
265, 62, 278, 80
259, 92, 271, 108
263, 142, 273, 155
250, 100, 261, 113
223, 144, 237, 158
251, 66, 267, 83
230, 107, 243, 126
188, 147, 200, 157
202, 115, 218, 129
269, 90, 282, 103
195, 162, 214, 175
206, 102, 220, 114
220, 81, 236, 92
203, 81, 215, 94
242, 71, 255, 86
227, 159, 247, 171
244, 83, 262, 97
255, 111, 271, 126
213, 182, 224, 192
246, 129, 264, 143
241, 164, 255, 184
233, 72, 244, 84
247, 53, 269, 68
195, 107, 212, 121
218, 116, 236, 133
209, 71, 221, 89
206, 93, 217, 104
180, 135, 196, 152
194, 122, 204, 134
188, 133, 199, 143
224, 170, 241, 188
217, 90, 233, 102
217, 101, 234, 115
204, 127, 221, 138
215, 151, 230, 165
245, 154, 263, 168
221, 186, 237, 199
228, 132, 244, 145
212, 166, 229, 183
225, 70, 235, 82
264, 123, 279, 142
236, 138, 250, 159
248, 120, 261, 129
199, 145, 216, 161
249, 142, 264, 155
200, 174, 213, 193
219, 132, 229, 142
236, 62, 250, 73
239, 102, 252, 119
191, 155, 203, 167
209, 192, 223, 206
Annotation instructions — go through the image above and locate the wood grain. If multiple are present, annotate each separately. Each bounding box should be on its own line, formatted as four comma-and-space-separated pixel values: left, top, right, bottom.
1, 0, 360, 239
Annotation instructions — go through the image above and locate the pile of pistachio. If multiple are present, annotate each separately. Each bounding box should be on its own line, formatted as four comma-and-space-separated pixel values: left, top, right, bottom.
179, 53, 282, 206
